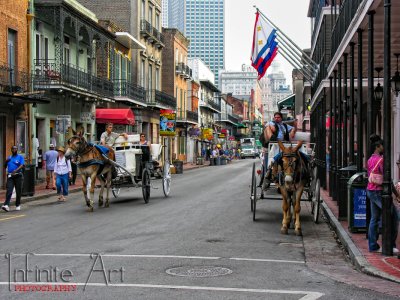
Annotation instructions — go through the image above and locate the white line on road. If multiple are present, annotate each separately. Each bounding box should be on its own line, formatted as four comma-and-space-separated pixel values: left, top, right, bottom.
0, 282, 324, 299
1, 253, 305, 264
230, 257, 305, 264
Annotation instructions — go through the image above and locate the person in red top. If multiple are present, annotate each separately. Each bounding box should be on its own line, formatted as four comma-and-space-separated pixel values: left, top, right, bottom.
366, 134, 398, 253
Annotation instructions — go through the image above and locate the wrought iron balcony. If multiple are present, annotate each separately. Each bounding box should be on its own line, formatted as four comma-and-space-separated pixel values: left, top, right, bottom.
146, 89, 176, 109
176, 108, 198, 123
153, 27, 165, 48
33, 59, 114, 98
208, 99, 221, 112
140, 19, 153, 38
176, 63, 184, 75
199, 98, 220, 112
220, 113, 239, 124
331, 0, 364, 61
114, 79, 146, 104
310, 0, 331, 47
0, 64, 30, 94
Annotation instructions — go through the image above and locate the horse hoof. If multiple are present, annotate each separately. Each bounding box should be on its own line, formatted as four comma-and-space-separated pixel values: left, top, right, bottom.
280, 227, 288, 235
105, 202, 109, 208
295, 229, 302, 236
98, 200, 103, 207
87, 207, 94, 212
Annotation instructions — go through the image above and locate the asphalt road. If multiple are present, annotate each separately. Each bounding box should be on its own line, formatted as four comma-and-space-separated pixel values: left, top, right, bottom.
0, 159, 398, 299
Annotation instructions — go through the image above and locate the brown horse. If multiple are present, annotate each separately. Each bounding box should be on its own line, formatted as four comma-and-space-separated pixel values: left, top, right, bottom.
65, 134, 115, 212
277, 141, 307, 236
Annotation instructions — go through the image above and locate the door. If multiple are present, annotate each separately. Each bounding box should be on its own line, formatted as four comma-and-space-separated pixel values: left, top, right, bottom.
0, 116, 4, 188
8, 29, 16, 86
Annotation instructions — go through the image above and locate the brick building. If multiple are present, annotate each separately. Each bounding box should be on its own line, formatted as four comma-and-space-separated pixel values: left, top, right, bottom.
0, 0, 30, 188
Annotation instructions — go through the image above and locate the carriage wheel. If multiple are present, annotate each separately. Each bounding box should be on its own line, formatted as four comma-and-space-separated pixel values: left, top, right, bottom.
142, 169, 151, 203
112, 186, 121, 198
252, 165, 257, 221
312, 179, 321, 223
250, 162, 255, 212
162, 161, 171, 197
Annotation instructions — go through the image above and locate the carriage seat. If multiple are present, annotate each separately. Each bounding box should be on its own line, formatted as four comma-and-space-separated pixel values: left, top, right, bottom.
150, 144, 162, 161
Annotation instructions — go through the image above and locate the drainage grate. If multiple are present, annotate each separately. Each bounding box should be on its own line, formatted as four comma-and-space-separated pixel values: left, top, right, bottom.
166, 266, 233, 278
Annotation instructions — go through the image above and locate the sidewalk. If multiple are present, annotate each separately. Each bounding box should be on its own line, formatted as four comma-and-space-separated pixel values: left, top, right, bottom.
321, 189, 400, 284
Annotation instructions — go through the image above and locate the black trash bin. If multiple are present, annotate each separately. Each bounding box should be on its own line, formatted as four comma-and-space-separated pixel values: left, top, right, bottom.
347, 172, 368, 233
174, 160, 183, 174
338, 165, 357, 220
22, 164, 36, 197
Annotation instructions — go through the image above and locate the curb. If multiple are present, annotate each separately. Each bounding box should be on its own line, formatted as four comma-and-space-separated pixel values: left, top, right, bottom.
321, 201, 400, 284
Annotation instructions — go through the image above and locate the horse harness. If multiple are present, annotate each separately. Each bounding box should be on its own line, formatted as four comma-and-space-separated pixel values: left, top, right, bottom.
278, 152, 304, 188
69, 137, 106, 174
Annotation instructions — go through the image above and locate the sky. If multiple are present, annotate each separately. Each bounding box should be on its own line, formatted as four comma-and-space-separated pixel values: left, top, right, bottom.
225, 0, 311, 86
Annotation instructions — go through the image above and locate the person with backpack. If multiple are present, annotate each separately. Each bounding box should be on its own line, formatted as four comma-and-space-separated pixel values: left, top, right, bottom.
54, 146, 72, 202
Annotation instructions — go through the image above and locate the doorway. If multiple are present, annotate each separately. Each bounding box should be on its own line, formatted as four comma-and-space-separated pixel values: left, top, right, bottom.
0, 116, 5, 188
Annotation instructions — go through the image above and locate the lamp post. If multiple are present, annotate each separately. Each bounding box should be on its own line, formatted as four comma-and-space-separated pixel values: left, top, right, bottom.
200, 123, 204, 161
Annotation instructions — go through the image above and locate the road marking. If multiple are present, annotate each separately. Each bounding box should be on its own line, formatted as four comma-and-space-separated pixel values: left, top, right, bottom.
230, 257, 305, 264
0, 214, 26, 222
0, 282, 324, 299
1, 253, 305, 264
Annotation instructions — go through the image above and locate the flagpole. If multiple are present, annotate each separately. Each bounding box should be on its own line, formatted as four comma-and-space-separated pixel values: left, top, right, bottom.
276, 36, 317, 77
254, 5, 318, 69
276, 37, 316, 79
278, 48, 314, 82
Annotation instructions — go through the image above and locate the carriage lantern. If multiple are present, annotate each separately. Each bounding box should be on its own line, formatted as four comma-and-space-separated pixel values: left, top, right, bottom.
391, 53, 400, 97
374, 67, 384, 105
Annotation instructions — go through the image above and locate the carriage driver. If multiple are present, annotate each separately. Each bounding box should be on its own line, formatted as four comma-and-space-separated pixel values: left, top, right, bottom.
100, 123, 128, 147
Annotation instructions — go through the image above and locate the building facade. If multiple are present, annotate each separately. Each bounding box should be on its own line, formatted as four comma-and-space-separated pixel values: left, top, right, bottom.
166, 0, 225, 85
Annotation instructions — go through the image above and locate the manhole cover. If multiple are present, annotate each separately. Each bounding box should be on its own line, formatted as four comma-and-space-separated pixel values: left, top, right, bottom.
166, 266, 233, 278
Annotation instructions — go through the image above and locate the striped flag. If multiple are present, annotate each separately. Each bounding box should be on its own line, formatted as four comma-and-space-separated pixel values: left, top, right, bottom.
251, 12, 278, 79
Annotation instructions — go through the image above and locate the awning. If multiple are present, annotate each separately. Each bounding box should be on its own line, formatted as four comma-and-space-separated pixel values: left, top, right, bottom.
96, 108, 135, 125
277, 94, 295, 110
235, 122, 247, 128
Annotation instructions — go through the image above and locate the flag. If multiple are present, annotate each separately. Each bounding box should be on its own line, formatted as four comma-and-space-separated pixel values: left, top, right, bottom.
251, 12, 278, 80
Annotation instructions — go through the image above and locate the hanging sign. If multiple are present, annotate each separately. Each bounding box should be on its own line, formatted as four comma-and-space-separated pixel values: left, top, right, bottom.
56, 115, 71, 134
160, 109, 176, 136
80, 112, 95, 122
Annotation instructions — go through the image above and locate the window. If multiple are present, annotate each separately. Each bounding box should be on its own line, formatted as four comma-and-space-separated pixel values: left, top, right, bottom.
141, 0, 145, 19
64, 36, 70, 65
35, 33, 41, 61
141, 60, 145, 87
156, 13, 160, 30
155, 68, 160, 90
148, 6, 153, 25
148, 63, 153, 91
44, 37, 49, 63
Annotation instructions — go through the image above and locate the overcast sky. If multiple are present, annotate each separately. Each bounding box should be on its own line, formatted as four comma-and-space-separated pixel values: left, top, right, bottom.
225, 0, 311, 86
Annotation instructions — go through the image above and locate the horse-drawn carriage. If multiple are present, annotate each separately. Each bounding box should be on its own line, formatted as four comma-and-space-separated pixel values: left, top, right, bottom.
66, 133, 171, 211
250, 141, 321, 235
110, 135, 171, 203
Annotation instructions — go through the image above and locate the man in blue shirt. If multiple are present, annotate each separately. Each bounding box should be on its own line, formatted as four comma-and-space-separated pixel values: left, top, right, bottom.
2, 146, 25, 212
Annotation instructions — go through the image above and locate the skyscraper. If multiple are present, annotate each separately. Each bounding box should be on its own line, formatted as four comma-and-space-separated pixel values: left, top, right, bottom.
167, 0, 225, 85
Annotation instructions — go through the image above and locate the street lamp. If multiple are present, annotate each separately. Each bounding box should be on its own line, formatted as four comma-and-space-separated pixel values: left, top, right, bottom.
374, 67, 384, 105
391, 53, 400, 97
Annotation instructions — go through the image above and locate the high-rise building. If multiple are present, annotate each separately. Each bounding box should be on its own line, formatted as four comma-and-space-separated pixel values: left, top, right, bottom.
162, 0, 169, 27
167, 0, 225, 85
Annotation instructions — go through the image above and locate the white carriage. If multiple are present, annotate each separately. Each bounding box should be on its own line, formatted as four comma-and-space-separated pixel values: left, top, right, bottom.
109, 134, 171, 203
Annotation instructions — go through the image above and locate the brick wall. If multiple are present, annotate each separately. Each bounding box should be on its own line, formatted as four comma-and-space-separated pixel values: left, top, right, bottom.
0, 0, 28, 70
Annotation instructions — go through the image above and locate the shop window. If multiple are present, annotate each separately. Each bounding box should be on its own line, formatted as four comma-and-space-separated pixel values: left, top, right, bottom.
16, 120, 27, 156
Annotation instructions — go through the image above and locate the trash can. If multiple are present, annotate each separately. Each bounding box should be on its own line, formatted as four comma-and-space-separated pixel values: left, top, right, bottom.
347, 172, 368, 233
22, 164, 36, 197
220, 157, 227, 165
174, 160, 183, 174
338, 165, 357, 220
196, 157, 204, 165
210, 158, 215, 166
215, 156, 221, 166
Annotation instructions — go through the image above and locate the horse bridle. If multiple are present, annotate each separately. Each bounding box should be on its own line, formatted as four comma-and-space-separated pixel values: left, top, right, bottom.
281, 153, 298, 185
68, 135, 92, 156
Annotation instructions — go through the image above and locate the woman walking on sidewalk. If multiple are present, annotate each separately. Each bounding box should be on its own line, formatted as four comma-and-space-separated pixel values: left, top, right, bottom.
366, 135, 399, 253
54, 147, 72, 202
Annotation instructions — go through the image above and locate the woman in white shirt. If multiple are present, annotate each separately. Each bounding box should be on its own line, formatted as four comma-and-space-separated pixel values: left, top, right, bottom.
54, 146, 72, 201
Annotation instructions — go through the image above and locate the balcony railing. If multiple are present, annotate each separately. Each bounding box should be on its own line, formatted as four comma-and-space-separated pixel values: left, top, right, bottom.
0, 64, 30, 94
220, 113, 239, 124
187, 110, 198, 123
176, 109, 198, 123
208, 99, 220, 112
146, 89, 176, 109
33, 59, 114, 98
310, 0, 331, 47
331, 0, 364, 61
140, 19, 153, 37
114, 79, 146, 104
152, 27, 165, 48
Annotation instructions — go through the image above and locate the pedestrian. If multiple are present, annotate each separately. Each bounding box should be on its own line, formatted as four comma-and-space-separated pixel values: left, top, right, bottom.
2, 145, 25, 212
43, 144, 58, 190
366, 134, 399, 253
54, 146, 72, 202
